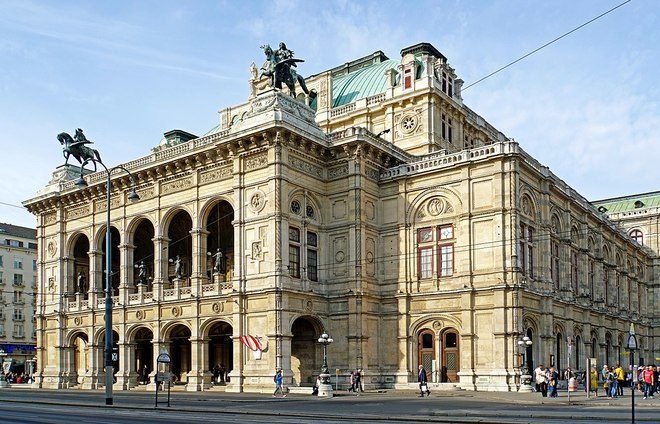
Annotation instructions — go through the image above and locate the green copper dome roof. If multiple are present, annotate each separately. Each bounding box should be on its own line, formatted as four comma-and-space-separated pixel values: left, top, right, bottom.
593, 191, 660, 213
332, 59, 399, 108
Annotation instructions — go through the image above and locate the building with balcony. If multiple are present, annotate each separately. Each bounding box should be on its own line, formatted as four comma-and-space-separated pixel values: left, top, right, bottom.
23, 42, 658, 392
0, 223, 38, 374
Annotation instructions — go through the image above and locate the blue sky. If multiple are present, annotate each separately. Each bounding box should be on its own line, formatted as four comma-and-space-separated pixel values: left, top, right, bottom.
1, 0, 658, 228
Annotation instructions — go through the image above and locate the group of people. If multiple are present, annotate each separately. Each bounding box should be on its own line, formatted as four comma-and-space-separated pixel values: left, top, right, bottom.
3, 372, 32, 384
534, 365, 561, 397
212, 363, 228, 384
347, 369, 365, 395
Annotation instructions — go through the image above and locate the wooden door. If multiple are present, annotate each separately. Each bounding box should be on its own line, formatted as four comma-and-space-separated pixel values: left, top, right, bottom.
418, 330, 435, 378
442, 330, 459, 382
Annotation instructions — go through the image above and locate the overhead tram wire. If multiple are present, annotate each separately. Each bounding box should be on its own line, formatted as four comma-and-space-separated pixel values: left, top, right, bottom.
462, 0, 632, 92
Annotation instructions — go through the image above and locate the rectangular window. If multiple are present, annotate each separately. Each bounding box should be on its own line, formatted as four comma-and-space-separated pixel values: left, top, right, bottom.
13, 274, 23, 285
14, 323, 23, 338
13, 309, 23, 320
571, 251, 578, 293
14, 258, 22, 269
441, 114, 453, 143
551, 241, 560, 290
519, 223, 534, 278
404, 68, 412, 89
439, 245, 454, 276
419, 247, 433, 278
289, 246, 300, 278
28, 242, 37, 250
0, 255, 3, 267
32, 260, 37, 271
588, 260, 595, 298
306, 231, 318, 281
307, 249, 318, 281
13, 291, 22, 303
0, 270, 3, 283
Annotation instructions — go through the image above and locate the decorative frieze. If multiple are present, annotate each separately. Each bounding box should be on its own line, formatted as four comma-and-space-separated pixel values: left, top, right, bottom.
200, 166, 232, 184
136, 186, 155, 201
42, 212, 56, 225
161, 176, 194, 195
244, 153, 268, 171
95, 196, 122, 212
289, 155, 323, 179
365, 166, 380, 182
67, 205, 89, 220
328, 165, 348, 180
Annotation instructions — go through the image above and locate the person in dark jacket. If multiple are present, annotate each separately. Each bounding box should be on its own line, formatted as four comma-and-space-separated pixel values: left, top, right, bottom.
418, 365, 431, 397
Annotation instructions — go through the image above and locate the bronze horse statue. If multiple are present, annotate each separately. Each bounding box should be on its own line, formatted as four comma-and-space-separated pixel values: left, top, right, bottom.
260, 43, 312, 98
58, 128, 102, 171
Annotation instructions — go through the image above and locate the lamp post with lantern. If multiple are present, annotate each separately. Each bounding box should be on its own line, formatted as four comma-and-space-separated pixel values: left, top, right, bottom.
626, 323, 638, 424
73, 131, 140, 406
317, 333, 333, 397
517, 336, 533, 392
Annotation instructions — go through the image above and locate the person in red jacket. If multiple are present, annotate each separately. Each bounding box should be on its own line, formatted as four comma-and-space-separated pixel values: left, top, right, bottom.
642, 365, 655, 399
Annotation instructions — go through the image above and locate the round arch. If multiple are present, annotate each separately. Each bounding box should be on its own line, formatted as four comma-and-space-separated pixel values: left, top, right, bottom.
158, 206, 194, 237
290, 315, 324, 386
406, 187, 463, 225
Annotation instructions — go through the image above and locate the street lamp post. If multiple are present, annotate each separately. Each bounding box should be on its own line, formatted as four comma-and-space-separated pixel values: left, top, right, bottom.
517, 336, 533, 392
317, 333, 333, 398
626, 323, 638, 424
75, 151, 139, 406
0, 348, 9, 388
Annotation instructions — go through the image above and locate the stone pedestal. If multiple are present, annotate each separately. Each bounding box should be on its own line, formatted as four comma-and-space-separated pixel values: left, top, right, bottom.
318, 373, 333, 398
518, 374, 533, 392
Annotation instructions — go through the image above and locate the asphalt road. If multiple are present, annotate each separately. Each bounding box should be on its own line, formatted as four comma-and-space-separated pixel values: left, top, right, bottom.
0, 388, 657, 424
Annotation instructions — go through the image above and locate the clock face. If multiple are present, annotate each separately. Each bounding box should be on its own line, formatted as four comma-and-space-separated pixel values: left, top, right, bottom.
419, 228, 433, 242
440, 226, 453, 239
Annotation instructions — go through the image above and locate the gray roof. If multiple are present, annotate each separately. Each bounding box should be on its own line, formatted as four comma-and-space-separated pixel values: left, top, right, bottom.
0, 222, 37, 240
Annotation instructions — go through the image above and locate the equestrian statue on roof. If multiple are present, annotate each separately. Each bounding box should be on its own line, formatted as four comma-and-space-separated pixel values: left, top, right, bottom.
58, 128, 103, 172
259, 42, 315, 101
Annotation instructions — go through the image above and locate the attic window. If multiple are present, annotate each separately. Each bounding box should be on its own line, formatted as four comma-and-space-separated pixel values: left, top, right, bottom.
597, 206, 608, 213
404, 68, 412, 89
634, 200, 644, 208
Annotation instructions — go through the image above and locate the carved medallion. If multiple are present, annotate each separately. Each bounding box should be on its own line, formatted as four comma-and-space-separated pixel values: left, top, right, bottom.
400, 114, 418, 134
74, 317, 82, 326
251, 241, 263, 260
47, 240, 57, 258
427, 198, 454, 216
172, 306, 181, 317
335, 251, 345, 263
249, 191, 266, 213
212, 301, 223, 314
432, 320, 443, 331
136, 310, 145, 320
366, 252, 374, 263
304, 299, 313, 312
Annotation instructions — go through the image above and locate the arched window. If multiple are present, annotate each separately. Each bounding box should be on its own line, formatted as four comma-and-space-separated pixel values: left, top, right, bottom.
630, 229, 644, 245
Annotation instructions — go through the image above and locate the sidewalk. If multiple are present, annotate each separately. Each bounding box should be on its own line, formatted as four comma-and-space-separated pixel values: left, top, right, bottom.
0, 386, 657, 423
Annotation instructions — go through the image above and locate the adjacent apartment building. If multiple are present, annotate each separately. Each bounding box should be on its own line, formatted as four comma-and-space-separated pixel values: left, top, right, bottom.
23, 42, 659, 392
0, 223, 38, 374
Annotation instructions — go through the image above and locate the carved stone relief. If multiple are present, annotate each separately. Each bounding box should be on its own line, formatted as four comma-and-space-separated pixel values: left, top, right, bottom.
67, 205, 89, 220
200, 166, 232, 184
161, 176, 193, 195
47, 240, 57, 258
244, 153, 268, 171
328, 165, 348, 180
289, 155, 323, 178
333, 236, 347, 276
249, 191, 267, 214
43, 212, 56, 225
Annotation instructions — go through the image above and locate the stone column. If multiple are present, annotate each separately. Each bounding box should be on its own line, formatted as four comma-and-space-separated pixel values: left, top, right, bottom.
118, 243, 135, 303
114, 341, 135, 390
185, 337, 209, 391
152, 236, 170, 301
189, 228, 209, 295
88, 250, 101, 305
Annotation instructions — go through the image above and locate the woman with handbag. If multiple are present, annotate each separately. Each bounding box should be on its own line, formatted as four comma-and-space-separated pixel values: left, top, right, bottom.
418, 365, 430, 397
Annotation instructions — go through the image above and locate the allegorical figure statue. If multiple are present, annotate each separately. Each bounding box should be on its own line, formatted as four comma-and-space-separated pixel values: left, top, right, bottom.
170, 255, 183, 279
209, 248, 226, 275
135, 260, 148, 286
77, 271, 86, 294
259, 41, 314, 99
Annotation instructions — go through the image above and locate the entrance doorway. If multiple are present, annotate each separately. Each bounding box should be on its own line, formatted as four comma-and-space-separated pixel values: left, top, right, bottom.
441, 329, 459, 382
291, 317, 319, 386
208, 321, 233, 383
418, 329, 435, 381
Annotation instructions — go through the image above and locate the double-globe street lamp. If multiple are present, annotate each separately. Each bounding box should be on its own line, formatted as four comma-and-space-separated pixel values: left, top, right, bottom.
626, 323, 638, 424
74, 139, 140, 406
317, 333, 333, 397
517, 336, 533, 391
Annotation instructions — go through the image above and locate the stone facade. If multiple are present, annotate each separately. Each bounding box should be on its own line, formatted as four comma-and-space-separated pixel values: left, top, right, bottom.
0, 223, 38, 371
24, 43, 658, 392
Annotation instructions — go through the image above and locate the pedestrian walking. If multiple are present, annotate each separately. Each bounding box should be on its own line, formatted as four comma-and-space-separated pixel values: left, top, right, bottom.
272, 369, 286, 398
642, 365, 655, 399
547, 367, 558, 398
348, 370, 356, 392
418, 364, 430, 397
356, 369, 364, 393
534, 365, 547, 397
